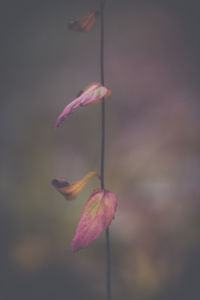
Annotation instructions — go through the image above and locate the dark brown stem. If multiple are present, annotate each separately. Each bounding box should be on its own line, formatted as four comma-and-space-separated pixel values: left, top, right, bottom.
100, 1, 111, 300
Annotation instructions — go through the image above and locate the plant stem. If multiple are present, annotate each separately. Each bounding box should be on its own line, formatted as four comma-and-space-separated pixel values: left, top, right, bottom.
100, 1, 111, 300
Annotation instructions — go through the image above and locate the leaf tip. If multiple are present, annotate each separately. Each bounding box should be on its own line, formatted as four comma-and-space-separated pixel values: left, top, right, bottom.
51, 178, 70, 189
70, 241, 78, 253
55, 116, 64, 129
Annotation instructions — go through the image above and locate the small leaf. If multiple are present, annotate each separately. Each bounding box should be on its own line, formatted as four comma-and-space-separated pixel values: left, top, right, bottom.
56, 82, 111, 128
51, 171, 97, 200
68, 11, 99, 32
71, 189, 118, 252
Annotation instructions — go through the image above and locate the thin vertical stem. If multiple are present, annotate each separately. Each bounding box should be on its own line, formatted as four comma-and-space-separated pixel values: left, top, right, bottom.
100, 1, 111, 300
105, 226, 111, 300
100, 0, 105, 190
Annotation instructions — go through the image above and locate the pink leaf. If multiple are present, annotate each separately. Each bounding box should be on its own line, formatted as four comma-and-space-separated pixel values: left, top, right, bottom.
56, 82, 111, 128
71, 189, 118, 252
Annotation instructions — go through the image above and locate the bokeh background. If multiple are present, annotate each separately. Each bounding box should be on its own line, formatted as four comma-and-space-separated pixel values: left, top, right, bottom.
1, 0, 200, 299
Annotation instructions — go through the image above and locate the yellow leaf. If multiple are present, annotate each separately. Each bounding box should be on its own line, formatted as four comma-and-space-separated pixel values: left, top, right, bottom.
51, 171, 98, 200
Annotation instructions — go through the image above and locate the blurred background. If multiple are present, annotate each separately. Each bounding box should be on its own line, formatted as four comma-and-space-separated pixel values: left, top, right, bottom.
1, 0, 200, 299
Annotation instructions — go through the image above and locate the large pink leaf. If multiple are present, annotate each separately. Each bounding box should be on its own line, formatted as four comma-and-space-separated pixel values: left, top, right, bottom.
71, 189, 118, 252
56, 82, 111, 128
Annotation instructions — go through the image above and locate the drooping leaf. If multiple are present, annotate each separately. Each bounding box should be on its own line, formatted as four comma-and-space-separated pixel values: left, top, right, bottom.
51, 171, 97, 200
56, 82, 111, 128
68, 11, 99, 32
71, 189, 118, 252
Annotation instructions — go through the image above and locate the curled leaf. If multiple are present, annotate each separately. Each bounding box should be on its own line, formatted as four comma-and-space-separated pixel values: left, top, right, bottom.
71, 189, 118, 252
68, 11, 99, 32
51, 171, 97, 200
56, 82, 111, 128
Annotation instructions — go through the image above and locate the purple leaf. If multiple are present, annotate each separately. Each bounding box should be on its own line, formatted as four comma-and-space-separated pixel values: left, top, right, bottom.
71, 189, 118, 252
56, 82, 111, 128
